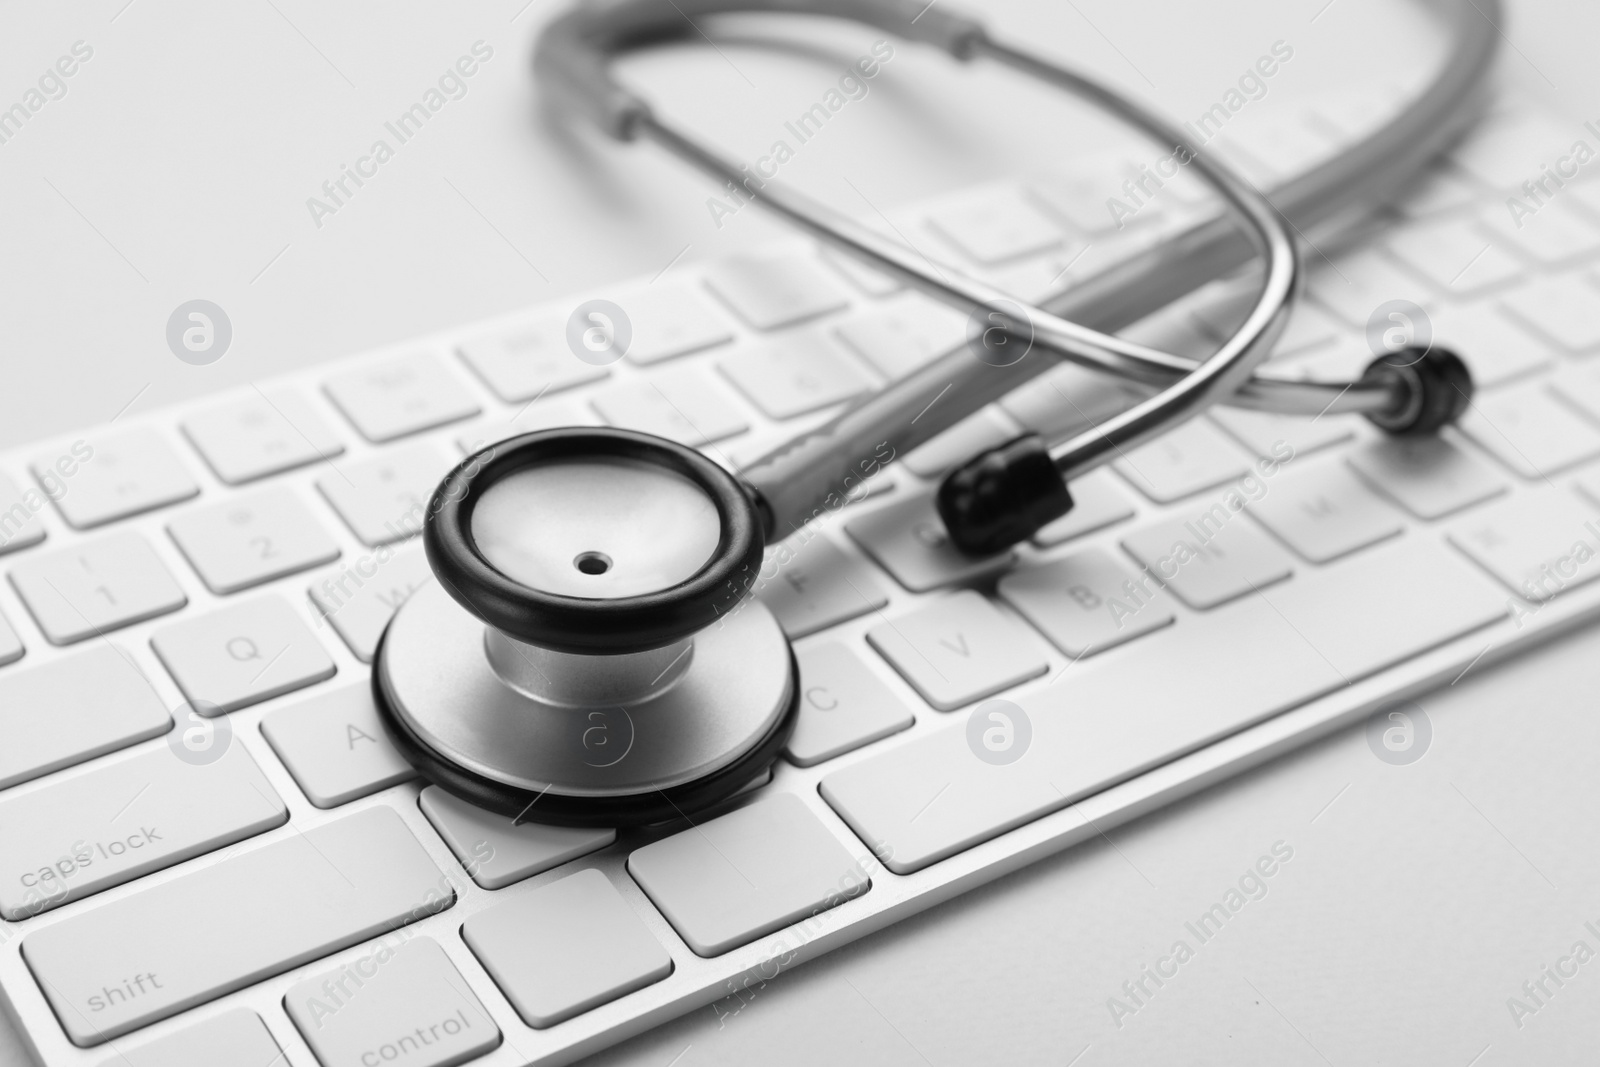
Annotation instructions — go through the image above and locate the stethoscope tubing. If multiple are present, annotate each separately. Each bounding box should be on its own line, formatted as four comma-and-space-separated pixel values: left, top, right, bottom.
536, 0, 1500, 537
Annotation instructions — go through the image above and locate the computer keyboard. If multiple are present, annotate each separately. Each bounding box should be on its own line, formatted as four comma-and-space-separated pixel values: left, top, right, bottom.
3, 85, 1599, 1066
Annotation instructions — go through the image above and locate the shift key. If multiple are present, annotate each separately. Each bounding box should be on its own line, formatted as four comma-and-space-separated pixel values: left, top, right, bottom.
23, 806, 452, 1047
0, 741, 286, 920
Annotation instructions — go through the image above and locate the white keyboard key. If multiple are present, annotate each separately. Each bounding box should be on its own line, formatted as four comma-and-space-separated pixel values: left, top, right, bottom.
181, 388, 344, 485
261, 684, 416, 807
1203, 137, 1277, 188
981, 234, 1113, 302
1459, 381, 1600, 478
754, 533, 888, 639
1450, 490, 1600, 602
1550, 362, 1600, 426
1565, 180, 1600, 224
629, 793, 869, 956
999, 546, 1175, 658
309, 543, 435, 662
823, 537, 1505, 873
1310, 247, 1434, 326
1223, 117, 1338, 183
1247, 459, 1404, 563
1391, 163, 1481, 217
821, 244, 901, 296
927, 187, 1063, 264
1032, 468, 1136, 546
998, 363, 1133, 440
703, 254, 849, 330
1179, 275, 1258, 346
1429, 301, 1555, 386
1479, 198, 1600, 267
457, 398, 597, 453
1499, 273, 1600, 354
1209, 406, 1356, 460
1283, 339, 1375, 387
720, 332, 874, 419
1387, 219, 1526, 296
167, 486, 340, 594
464, 868, 671, 1027
786, 642, 915, 767
151, 596, 335, 713
22, 806, 450, 1046
832, 293, 965, 379
1140, 304, 1217, 368
0, 607, 20, 667
590, 365, 748, 446
846, 495, 1015, 592
866, 590, 1048, 710
1346, 436, 1508, 519
0, 741, 286, 919
103, 1009, 285, 1067
1309, 83, 1405, 141
1027, 154, 1137, 234
1451, 110, 1577, 189
1575, 469, 1600, 512
0, 646, 169, 790
285, 937, 501, 1067
1121, 510, 1294, 610
901, 406, 1019, 477
317, 442, 454, 546
35, 428, 197, 529
10, 531, 187, 644
418, 786, 614, 889
324, 352, 480, 442
1113, 418, 1250, 503
623, 283, 734, 364
0, 471, 46, 553
457, 319, 610, 402
1269, 302, 1343, 360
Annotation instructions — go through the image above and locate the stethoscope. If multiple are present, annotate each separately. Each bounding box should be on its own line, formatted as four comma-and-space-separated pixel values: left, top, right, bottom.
373, 0, 1501, 826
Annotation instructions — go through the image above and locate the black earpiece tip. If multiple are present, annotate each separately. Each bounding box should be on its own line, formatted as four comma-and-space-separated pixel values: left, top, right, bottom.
936, 435, 1073, 556
1360, 345, 1473, 436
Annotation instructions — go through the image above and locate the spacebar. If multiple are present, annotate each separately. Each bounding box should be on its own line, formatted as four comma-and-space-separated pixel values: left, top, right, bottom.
821, 537, 1506, 875
22, 806, 452, 1048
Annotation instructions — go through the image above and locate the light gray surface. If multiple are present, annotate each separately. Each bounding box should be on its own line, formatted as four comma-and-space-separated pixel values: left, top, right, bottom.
1, 0, 1597, 1063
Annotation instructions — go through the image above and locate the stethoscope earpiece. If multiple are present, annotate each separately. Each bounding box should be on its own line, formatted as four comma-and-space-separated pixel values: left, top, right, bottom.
1357, 346, 1475, 437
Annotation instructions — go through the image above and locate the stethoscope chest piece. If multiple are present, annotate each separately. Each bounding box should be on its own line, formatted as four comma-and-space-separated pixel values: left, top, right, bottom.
373, 428, 797, 827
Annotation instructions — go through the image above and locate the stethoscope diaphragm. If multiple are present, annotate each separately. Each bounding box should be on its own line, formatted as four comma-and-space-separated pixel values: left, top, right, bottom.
373, 429, 798, 827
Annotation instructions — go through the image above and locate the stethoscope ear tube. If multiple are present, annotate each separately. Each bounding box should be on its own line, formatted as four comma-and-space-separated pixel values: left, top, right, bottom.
535, 0, 1500, 551
533, 0, 988, 139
